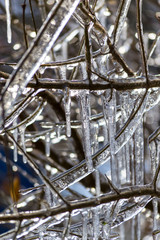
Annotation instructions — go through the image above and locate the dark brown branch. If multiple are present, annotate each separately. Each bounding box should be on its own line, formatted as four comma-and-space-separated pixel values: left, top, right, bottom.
0, 185, 158, 222
1, 76, 160, 91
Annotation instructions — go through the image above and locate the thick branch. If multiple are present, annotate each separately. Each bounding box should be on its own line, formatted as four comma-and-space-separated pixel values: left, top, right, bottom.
0, 185, 158, 222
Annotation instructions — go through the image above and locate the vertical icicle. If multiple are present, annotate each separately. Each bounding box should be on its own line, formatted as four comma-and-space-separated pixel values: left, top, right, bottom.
131, 214, 141, 240
137, 214, 141, 240
119, 92, 131, 185
92, 207, 100, 240
82, 210, 88, 240
19, 126, 27, 164
56, 125, 61, 139
13, 120, 18, 162
60, 41, 68, 79
106, 90, 118, 186
134, 121, 144, 185
130, 137, 135, 186
95, 169, 101, 196
150, 141, 159, 180
79, 90, 93, 172
64, 88, 71, 138
92, 169, 101, 239
120, 224, 125, 240
150, 141, 160, 239
5, 0, 12, 43
80, 62, 88, 80
92, 123, 99, 154
153, 199, 158, 240
45, 131, 50, 157
38, 0, 46, 22
131, 217, 135, 240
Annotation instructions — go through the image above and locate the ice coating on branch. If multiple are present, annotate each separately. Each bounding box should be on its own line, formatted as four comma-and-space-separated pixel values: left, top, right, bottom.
1, 90, 44, 133
113, 196, 152, 228
79, 90, 93, 172
5, 0, 12, 43
1, 0, 81, 126
113, 0, 132, 45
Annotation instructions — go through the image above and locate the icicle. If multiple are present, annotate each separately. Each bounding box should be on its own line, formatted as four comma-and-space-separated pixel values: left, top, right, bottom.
102, 204, 112, 239
92, 123, 99, 154
153, 199, 159, 240
92, 207, 100, 240
38, 0, 46, 22
130, 137, 135, 186
79, 90, 93, 172
63, 88, 71, 137
56, 125, 61, 139
95, 169, 101, 196
80, 62, 88, 80
45, 131, 51, 157
82, 210, 88, 240
119, 224, 125, 240
150, 141, 159, 180
13, 119, 18, 162
137, 214, 141, 240
5, 0, 12, 44
106, 90, 118, 186
119, 92, 131, 185
59, 41, 68, 79
19, 125, 27, 164
131, 217, 135, 240
134, 121, 144, 185
150, 141, 160, 239
63, 213, 71, 239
